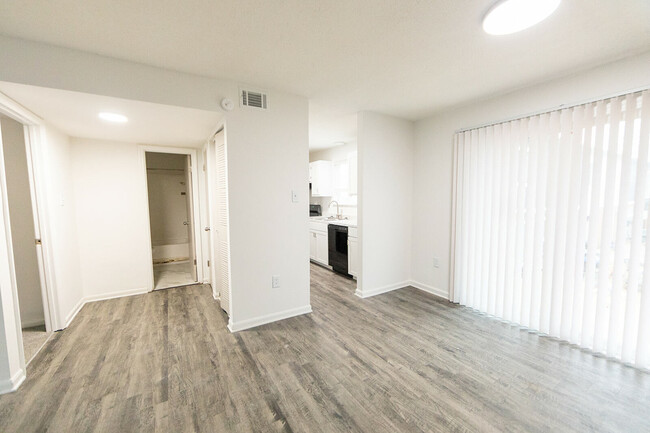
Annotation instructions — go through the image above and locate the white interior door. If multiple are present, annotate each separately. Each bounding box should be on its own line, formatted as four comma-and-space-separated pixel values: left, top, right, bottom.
184, 155, 197, 281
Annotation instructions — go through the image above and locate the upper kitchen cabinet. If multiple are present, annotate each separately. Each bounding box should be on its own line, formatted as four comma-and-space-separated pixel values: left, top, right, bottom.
310, 160, 332, 196
348, 151, 357, 195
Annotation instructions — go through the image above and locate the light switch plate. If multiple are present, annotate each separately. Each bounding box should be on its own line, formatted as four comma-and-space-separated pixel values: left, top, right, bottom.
433, 257, 440, 268
291, 190, 299, 203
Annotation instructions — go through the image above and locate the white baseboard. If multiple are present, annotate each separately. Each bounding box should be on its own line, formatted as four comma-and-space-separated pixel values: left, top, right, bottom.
64, 296, 86, 329
409, 280, 449, 300
228, 304, 312, 332
0, 368, 25, 395
63, 287, 149, 329
355, 280, 410, 298
84, 287, 149, 304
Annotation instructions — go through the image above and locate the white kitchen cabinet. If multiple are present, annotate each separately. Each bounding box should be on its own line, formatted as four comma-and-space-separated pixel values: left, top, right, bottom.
316, 231, 328, 264
309, 160, 332, 197
309, 223, 329, 266
348, 227, 358, 278
310, 230, 317, 260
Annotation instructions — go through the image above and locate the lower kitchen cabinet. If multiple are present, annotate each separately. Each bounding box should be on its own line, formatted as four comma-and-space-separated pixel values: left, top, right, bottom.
309, 229, 329, 266
348, 233, 358, 278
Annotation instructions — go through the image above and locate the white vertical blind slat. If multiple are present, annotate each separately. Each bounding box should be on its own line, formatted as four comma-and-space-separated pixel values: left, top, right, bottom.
475, 128, 487, 310
460, 131, 472, 305
520, 116, 538, 327
581, 99, 608, 349
607, 93, 637, 357
467, 129, 479, 308
540, 111, 561, 334
634, 90, 650, 368
530, 113, 551, 330
496, 123, 510, 318
560, 106, 585, 341
512, 119, 528, 323
549, 108, 574, 337
503, 121, 519, 321
621, 91, 649, 363
570, 103, 595, 343
593, 97, 623, 354
481, 126, 495, 312
487, 125, 501, 315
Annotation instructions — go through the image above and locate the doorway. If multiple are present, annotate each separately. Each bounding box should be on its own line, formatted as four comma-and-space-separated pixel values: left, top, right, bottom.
0, 115, 51, 363
145, 151, 198, 290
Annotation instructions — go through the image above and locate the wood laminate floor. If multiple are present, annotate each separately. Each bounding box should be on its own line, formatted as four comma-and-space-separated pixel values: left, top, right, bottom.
1, 263, 649, 432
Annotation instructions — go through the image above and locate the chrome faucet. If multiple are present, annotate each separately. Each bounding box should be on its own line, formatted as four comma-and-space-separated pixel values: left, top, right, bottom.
329, 200, 342, 219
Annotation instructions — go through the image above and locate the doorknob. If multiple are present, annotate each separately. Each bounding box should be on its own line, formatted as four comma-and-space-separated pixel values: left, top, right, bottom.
183, 221, 189, 226
204, 227, 211, 231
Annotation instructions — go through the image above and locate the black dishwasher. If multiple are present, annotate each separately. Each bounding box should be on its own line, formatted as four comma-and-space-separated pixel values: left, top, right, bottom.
328, 224, 349, 276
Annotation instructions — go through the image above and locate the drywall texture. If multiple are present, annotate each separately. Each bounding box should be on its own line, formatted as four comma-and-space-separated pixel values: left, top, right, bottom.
0, 116, 43, 328
412, 50, 650, 296
71, 138, 152, 298
357, 112, 414, 295
40, 124, 83, 328
226, 92, 310, 328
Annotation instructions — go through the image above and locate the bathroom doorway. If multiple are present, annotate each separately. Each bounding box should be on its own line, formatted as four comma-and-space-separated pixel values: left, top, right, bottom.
145, 151, 199, 290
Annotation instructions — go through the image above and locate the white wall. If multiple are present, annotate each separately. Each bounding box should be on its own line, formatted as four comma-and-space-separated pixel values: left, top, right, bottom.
70, 138, 152, 299
0, 116, 43, 328
412, 50, 650, 297
226, 93, 311, 330
39, 125, 83, 327
357, 112, 414, 297
309, 142, 357, 218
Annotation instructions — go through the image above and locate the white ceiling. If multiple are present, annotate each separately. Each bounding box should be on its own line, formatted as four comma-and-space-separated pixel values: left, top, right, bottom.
1, 1, 649, 148
0, 82, 221, 146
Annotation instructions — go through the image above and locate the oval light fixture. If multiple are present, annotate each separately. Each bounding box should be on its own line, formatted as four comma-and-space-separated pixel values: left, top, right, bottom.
98, 112, 128, 123
483, 0, 561, 35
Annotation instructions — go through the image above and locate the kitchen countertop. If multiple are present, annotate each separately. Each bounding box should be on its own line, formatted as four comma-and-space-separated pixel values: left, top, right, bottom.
309, 216, 357, 228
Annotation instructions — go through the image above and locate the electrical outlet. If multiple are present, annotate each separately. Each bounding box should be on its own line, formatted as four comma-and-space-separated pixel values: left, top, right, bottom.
272, 275, 280, 288
433, 257, 440, 268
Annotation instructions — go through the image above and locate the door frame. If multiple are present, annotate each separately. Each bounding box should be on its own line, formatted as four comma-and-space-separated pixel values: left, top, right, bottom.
138, 145, 205, 291
0, 92, 58, 392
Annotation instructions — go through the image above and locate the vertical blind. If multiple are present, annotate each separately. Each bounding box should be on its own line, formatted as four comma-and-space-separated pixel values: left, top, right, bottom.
451, 89, 650, 369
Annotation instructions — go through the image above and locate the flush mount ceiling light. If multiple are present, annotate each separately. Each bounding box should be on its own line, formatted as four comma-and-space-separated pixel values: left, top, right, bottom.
483, 0, 561, 35
98, 112, 128, 123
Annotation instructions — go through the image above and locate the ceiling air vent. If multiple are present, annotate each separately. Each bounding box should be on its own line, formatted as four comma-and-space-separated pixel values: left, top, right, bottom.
241, 89, 268, 110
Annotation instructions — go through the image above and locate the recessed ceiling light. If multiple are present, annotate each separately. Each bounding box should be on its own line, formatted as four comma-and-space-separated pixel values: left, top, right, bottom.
483, 0, 561, 35
98, 112, 128, 123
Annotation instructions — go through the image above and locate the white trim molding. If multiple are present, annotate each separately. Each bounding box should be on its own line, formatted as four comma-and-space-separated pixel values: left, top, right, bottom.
228, 305, 312, 333
84, 287, 149, 304
409, 280, 449, 300
64, 287, 149, 329
355, 280, 410, 299
0, 368, 25, 395
355, 280, 450, 300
